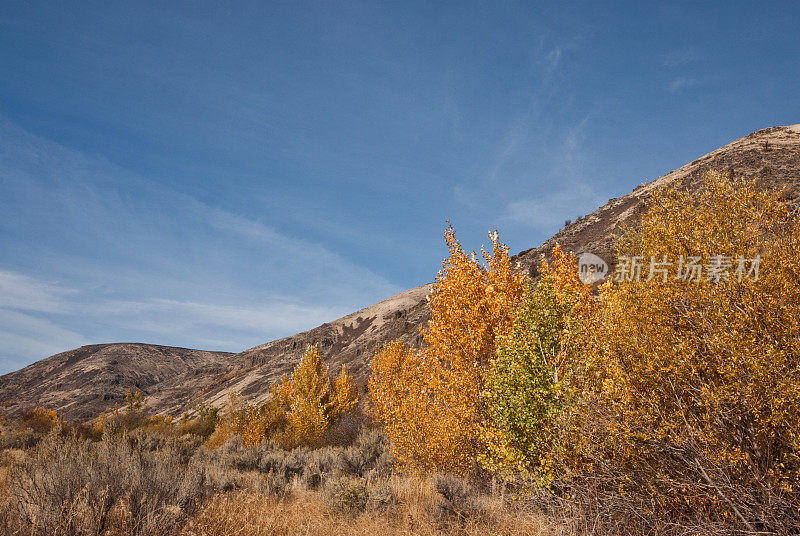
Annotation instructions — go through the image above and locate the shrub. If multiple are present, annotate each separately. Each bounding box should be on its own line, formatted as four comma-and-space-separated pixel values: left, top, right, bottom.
22, 408, 60, 434
564, 173, 800, 533
432, 473, 482, 523
126, 427, 204, 463
303, 447, 340, 489
325, 476, 369, 515
366, 480, 395, 511
340, 428, 389, 478
205, 393, 285, 449
91, 407, 147, 436
324, 476, 395, 515
4, 431, 207, 536
267, 447, 309, 481
186, 479, 560, 536
0, 425, 41, 451
193, 403, 220, 438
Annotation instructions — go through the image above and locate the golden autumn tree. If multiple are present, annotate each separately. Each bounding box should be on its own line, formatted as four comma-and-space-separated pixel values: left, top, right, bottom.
273, 345, 358, 448
370, 225, 525, 474
574, 172, 800, 531
208, 345, 358, 448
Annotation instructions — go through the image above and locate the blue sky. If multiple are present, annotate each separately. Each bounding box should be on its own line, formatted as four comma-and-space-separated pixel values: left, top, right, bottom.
0, 1, 798, 373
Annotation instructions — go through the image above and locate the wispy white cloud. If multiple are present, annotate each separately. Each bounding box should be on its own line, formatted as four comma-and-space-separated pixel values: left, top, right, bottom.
0, 265, 358, 374
0, 271, 77, 314
497, 112, 603, 233
668, 76, 699, 93
544, 46, 562, 70
94, 297, 345, 336
477, 38, 576, 190
504, 184, 596, 229
450, 35, 598, 235
662, 47, 698, 68
0, 116, 402, 373
0, 309, 89, 371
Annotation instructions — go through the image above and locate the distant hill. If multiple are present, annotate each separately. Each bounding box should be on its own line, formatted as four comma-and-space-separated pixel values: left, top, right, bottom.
2, 124, 798, 421
0, 344, 233, 421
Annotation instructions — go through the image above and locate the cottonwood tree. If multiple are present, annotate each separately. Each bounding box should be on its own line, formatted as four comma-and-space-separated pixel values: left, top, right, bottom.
573, 173, 800, 531
483, 245, 593, 482
209, 345, 358, 448
370, 226, 524, 474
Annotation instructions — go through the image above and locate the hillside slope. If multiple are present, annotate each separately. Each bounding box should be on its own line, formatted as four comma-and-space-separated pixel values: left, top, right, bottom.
0, 344, 234, 421
2, 124, 798, 420
515, 124, 800, 273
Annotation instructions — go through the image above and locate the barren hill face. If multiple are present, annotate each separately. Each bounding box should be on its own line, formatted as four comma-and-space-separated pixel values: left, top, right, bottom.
217, 285, 432, 404
2, 124, 798, 421
0, 344, 234, 421
0, 287, 434, 421
515, 124, 800, 274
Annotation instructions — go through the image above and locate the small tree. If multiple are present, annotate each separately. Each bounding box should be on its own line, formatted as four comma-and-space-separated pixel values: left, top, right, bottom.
124, 389, 144, 412
208, 345, 358, 448
370, 226, 525, 474
482, 245, 592, 481
274, 345, 358, 447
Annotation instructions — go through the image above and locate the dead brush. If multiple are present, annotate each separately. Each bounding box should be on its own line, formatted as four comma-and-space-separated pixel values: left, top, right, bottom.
3, 429, 208, 536
432, 473, 486, 525
187, 474, 568, 536
324, 476, 396, 515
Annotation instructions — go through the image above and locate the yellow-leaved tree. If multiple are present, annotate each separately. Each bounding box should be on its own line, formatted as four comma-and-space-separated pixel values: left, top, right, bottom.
370, 225, 525, 474
570, 172, 800, 532
273, 345, 358, 448
208, 345, 358, 448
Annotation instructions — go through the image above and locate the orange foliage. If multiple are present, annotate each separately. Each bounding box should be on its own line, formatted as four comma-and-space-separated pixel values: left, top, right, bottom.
560, 173, 800, 529
208, 346, 358, 449
370, 225, 525, 474
23, 407, 61, 433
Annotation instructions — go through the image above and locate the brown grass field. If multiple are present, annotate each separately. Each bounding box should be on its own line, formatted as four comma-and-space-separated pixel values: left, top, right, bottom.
187, 478, 567, 536
0, 425, 572, 536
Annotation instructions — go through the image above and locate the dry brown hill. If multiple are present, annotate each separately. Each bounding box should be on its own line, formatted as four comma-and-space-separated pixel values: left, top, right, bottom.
1, 124, 798, 421
0, 344, 234, 421
515, 124, 800, 274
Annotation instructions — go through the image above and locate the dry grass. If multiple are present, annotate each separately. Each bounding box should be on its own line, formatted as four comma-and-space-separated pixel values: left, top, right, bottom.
186, 475, 570, 536
0, 426, 573, 536
0, 448, 22, 533
1, 432, 207, 536
0, 458, 10, 515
